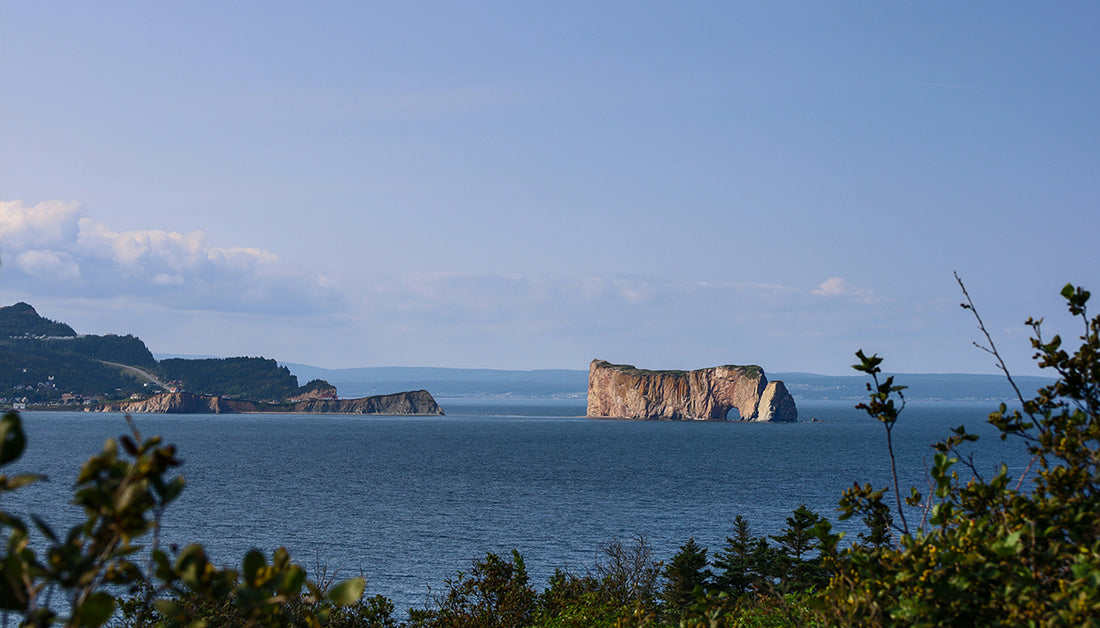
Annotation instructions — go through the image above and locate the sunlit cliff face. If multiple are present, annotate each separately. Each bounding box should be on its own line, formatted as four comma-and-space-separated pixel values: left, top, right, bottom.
586, 360, 797, 422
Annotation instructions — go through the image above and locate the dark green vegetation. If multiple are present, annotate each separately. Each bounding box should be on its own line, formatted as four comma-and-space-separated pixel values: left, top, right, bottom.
1, 302, 160, 402
0, 282, 1096, 626
0, 303, 330, 406
597, 362, 764, 379
0, 340, 150, 403
0, 302, 76, 338
156, 357, 302, 401
814, 280, 1100, 626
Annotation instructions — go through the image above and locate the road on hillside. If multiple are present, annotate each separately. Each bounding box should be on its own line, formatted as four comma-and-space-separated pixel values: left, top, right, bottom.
101, 361, 169, 389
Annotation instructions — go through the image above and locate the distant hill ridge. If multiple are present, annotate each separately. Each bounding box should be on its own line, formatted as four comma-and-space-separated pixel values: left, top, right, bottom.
282, 363, 1055, 402
1, 302, 1055, 405
0, 302, 330, 404
0, 302, 77, 338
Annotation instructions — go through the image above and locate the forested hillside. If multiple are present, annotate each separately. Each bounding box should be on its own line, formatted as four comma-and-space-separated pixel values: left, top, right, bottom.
0, 302, 76, 337
60, 334, 157, 368
0, 303, 154, 402
0, 343, 150, 402
157, 357, 302, 400
0, 303, 321, 404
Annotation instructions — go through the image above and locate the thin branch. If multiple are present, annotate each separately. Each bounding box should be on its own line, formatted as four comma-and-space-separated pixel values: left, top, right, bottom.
870, 370, 909, 537
920, 458, 935, 532
1014, 455, 1039, 492
955, 272, 1035, 419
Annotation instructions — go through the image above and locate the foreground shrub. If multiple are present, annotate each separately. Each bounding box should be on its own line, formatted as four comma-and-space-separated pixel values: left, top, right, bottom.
408, 550, 537, 628
0, 414, 365, 627
817, 281, 1100, 626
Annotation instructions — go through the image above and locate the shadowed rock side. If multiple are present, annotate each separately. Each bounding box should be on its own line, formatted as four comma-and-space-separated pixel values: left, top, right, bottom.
94, 390, 444, 415
586, 360, 797, 422
758, 380, 798, 422
291, 390, 444, 415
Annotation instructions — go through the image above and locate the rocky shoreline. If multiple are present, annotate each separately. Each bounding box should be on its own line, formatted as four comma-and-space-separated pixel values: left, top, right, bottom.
92, 389, 445, 415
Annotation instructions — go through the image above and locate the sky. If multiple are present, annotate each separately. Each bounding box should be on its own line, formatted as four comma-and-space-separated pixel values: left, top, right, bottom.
1, 2, 1098, 375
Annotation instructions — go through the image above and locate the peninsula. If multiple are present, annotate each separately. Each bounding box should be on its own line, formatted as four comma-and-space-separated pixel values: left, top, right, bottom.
94, 389, 444, 415
586, 359, 798, 422
1, 302, 445, 415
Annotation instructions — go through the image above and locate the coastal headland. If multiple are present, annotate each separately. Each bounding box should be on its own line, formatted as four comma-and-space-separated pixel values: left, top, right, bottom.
586, 359, 798, 422
94, 389, 445, 415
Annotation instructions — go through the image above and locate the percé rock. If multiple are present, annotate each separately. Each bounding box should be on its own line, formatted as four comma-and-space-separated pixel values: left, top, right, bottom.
96, 392, 257, 414
290, 390, 444, 415
586, 359, 798, 422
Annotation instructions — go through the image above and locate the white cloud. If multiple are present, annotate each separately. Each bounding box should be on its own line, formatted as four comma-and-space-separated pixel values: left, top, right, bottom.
1, 199, 334, 314
2, 201, 998, 374
0, 200, 84, 250
15, 249, 81, 280
320, 272, 906, 372
812, 277, 877, 302
152, 273, 185, 286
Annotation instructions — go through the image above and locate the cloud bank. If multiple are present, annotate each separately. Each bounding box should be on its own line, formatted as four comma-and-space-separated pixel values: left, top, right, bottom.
322, 271, 906, 372
2, 199, 993, 374
1, 200, 335, 314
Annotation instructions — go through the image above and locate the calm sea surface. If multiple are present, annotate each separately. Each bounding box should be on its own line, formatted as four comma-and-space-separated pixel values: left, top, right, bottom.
7, 399, 1032, 611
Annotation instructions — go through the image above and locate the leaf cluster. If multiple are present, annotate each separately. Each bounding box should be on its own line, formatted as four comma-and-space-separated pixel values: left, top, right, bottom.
409, 550, 537, 628
818, 282, 1100, 626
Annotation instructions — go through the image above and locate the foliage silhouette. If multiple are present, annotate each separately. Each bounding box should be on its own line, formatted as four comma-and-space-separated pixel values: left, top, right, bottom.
817, 281, 1100, 626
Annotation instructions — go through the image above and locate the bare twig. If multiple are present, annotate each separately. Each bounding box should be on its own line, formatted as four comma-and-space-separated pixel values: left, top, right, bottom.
955, 272, 1035, 419
956, 273, 1045, 490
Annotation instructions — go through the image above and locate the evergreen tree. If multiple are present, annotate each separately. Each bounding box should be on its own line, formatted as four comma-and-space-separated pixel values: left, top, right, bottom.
713, 516, 777, 595
857, 495, 893, 548
770, 504, 827, 591
661, 537, 712, 614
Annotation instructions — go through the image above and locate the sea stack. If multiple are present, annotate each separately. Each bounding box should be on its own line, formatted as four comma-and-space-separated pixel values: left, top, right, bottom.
586, 360, 798, 422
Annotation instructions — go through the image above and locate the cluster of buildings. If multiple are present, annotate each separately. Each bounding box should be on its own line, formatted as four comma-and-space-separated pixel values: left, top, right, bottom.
3, 391, 106, 410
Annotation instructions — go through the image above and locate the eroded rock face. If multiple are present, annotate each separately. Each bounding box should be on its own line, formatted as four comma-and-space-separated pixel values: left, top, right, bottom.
93, 390, 444, 415
758, 381, 798, 422
586, 360, 797, 422
287, 384, 339, 403
291, 390, 444, 415
96, 392, 257, 414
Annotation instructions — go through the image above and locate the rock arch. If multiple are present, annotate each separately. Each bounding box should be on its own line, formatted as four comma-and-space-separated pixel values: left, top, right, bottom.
586, 360, 798, 422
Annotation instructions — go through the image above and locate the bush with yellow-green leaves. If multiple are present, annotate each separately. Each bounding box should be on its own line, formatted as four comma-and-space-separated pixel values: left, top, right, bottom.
817, 282, 1100, 626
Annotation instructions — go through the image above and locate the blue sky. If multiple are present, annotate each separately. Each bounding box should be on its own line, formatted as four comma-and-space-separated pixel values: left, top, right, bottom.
2, 2, 1098, 375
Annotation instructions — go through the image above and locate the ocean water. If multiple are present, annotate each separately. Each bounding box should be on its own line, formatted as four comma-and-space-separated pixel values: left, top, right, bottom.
6, 399, 1032, 612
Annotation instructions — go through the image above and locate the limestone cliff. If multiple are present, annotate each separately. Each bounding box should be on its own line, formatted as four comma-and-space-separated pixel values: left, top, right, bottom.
757, 381, 798, 422
586, 360, 797, 422
291, 390, 444, 415
287, 383, 339, 402
96, 392, 257, 414
93, 390, 444, 415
